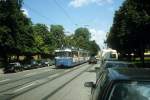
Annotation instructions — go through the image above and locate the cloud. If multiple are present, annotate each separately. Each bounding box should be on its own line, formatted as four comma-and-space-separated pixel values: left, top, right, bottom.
69, 0, 113, 8
69, 0, 89, 8
21, 8, 29, 17
89, 28, 106, 48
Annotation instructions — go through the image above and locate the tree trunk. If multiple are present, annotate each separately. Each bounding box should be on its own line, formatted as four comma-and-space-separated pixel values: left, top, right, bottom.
8, 56, 11, 63
140, 42, 145, 67
17, 55, 19, 61
0, 46, 8, 67
2, 53, 8, 67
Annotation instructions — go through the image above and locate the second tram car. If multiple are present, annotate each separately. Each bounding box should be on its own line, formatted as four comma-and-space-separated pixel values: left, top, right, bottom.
55, 48, 89, 68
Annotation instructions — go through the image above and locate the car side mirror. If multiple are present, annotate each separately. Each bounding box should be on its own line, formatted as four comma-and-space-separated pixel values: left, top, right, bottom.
84, 82, 95, 88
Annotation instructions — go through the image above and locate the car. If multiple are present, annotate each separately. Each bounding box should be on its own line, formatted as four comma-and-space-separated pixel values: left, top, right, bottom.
102, 61, 136, 68
40, 60, 50, 67
89, 57, 97, 64
23, 60, 39, 70
3, 62, 23, 73
84, 67, 150, 100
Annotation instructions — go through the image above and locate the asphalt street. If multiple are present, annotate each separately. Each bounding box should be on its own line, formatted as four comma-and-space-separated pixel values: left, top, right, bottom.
0, 62, 99, 100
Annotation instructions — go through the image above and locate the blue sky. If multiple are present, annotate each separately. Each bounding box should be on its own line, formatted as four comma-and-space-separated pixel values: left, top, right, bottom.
22, 0, 124, 48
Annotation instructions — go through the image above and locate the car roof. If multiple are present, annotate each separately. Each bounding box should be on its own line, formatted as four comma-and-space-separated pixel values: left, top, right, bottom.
107, 68, 150, 81
9, 62, 19, 64
104, 60, 132, 64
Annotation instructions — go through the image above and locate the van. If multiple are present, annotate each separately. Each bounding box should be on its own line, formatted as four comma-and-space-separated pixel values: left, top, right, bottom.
101, 49, 118, 62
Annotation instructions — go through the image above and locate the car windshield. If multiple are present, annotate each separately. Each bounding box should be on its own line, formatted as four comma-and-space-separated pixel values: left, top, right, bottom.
109, 82, 150, 100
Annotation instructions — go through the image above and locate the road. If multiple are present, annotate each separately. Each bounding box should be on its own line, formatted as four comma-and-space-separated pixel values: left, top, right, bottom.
0, 62, 99, 100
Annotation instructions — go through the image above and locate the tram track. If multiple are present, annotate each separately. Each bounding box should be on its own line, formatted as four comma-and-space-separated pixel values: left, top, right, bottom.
0, 66, 56, 86
42, 64, 92, 100
0, 63, 89, 100
0, 69, 64, 93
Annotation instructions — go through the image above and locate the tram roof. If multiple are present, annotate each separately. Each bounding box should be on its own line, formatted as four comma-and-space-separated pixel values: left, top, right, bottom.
55, 48, 89, 53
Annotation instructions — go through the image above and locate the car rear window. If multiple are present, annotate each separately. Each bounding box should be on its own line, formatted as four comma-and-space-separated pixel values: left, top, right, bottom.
109, 82, 150, 100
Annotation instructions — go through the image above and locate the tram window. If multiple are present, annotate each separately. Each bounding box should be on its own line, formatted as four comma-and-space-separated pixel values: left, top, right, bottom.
56, 52, 73, 57
56, 52, 67, 57
68, 52, 72, 57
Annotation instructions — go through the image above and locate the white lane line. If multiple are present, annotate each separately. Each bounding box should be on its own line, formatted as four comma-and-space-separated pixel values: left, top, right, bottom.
13, 82, 36, 93
44, 69, 50, 72
48, 73, 59, 79
23, 72, 37, 77
0, 79, 10, 83
35, 79, 47, 84
64, 69, 71, 73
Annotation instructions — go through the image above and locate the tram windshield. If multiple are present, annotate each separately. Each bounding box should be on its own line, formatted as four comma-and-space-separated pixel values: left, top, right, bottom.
55, 52, 72, 57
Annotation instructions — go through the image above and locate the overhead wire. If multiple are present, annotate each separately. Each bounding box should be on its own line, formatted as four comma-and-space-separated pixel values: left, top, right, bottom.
52, 0, 75, 26
23, 3, 56, 24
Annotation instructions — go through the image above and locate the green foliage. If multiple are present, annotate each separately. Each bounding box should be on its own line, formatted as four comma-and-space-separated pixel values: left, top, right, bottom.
68, 27, 100, 56
73, 28, 91, 49
33, 24, 54, 54
88, 40, 100, 56
0, 0, 34, 60
107, 0, 150, 65
0, 0, 100, 64
50, 25, 65, 48
74, 27, 91, 41
107, 0, 150, 55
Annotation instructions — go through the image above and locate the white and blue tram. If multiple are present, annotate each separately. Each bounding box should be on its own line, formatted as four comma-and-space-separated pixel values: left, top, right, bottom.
55, 48, 89, 68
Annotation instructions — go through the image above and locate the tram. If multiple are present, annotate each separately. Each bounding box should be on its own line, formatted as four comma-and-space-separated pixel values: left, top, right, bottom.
54, 48, 89, 68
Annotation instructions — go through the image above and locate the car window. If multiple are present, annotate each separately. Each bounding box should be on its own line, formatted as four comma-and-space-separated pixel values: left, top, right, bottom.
109, 82, 150, 100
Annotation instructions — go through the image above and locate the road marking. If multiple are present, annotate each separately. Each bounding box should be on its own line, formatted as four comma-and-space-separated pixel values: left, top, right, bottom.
64, 69, 71, 73
13, 82, 36, 93
35, 79, 47, 84
48, 73, 59, 79
0, 79, 10, 83
44, 69, 50, 72
24, 72, 37, 77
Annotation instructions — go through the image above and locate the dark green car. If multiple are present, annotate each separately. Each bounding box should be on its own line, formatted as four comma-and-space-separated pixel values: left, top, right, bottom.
85, 68, 150, 100
4, 62, 23, 73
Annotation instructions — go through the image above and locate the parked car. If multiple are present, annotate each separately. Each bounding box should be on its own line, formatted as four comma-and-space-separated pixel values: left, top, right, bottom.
40, 60, 50, 67
3, 62, 23, 73
23, 60, 39, 70
88, 57, 97, 64
84, 67, 150, 100
39, 59, 54, 67
102, 61, 136, 68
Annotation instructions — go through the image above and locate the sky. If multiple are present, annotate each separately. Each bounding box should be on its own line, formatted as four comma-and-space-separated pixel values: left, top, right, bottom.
22, 0, 124, 48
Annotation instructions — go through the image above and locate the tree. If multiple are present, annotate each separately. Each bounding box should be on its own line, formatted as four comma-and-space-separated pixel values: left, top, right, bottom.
33, 24, 54, 54
107, 0, 150, 65
73, 27, 91, 49
73, 27, 100, 56
0, 0, 34, 65
88, 40, 100, 56
50, 25, 65, 48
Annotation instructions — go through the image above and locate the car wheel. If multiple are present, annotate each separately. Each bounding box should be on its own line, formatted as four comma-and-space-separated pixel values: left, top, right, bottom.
14, 69, 17, 73
14, 69, 19, 73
